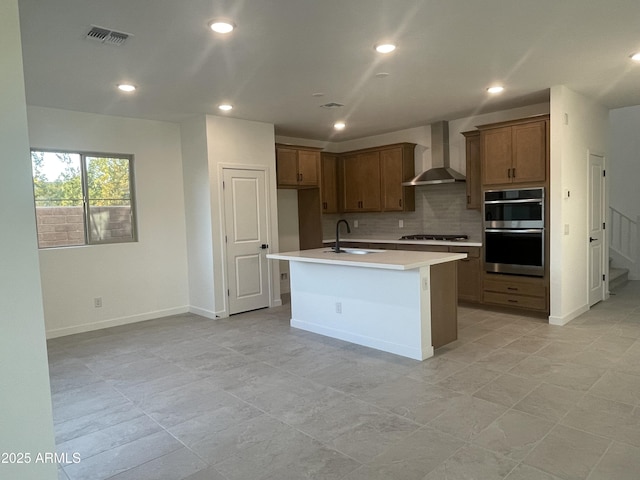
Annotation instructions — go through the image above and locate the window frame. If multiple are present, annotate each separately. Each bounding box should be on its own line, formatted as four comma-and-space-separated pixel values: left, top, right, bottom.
31, 148, 138, 248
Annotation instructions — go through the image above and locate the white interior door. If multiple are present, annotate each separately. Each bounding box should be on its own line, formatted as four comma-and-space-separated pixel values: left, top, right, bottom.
223, 168, 270, 315
588, 153, 606, 306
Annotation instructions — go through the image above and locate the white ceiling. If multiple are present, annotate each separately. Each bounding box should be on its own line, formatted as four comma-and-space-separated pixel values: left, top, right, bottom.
17, 0, 640, 141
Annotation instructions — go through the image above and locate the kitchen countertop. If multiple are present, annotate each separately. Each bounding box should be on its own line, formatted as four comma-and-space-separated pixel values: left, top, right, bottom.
322, 238, 482, 247
268, 247, 467, 271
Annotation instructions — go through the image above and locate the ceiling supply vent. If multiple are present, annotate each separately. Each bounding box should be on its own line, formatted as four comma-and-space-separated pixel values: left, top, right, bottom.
320, 102, 344, 109
86, 25, 132, 46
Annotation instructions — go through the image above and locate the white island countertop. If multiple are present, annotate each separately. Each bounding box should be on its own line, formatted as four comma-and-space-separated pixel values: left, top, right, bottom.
267, 247, 466, 271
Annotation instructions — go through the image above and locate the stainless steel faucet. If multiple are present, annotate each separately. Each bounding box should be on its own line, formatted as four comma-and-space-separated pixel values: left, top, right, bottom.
334, 219, 351, 253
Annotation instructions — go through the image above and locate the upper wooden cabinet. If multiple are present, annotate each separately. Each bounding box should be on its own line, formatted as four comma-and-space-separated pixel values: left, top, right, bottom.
380, 144, 416, 212
339, 143, 415, 213
479, 116, 548, 186
276, 145, 320, 188
320, 153, 339, 214
341, 151, 382, 212
462, 130, 481, 210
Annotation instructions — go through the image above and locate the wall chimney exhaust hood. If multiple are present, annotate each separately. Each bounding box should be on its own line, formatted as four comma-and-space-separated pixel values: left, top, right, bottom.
402, 121, 465, 186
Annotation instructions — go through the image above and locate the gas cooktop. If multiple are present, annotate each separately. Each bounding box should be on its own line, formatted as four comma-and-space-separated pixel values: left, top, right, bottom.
399, 234, 469, 241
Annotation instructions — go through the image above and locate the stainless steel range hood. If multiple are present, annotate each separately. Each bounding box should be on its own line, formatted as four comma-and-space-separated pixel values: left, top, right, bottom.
402, 121, 466, 186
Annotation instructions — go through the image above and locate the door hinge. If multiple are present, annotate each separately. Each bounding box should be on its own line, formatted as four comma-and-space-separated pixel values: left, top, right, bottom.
603, 222, 606, 230
603, 170, 606, 177
225, 235, 227, 243
602, 274, 606, 281
222, 181, 225, 189
227, 289, 230, 296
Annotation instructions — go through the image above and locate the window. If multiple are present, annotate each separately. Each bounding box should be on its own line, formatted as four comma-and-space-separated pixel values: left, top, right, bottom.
31, 150, 137, 248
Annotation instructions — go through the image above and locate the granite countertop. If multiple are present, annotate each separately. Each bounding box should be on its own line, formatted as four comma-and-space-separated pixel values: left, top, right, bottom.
322, 238, 482, 247
268, 248, 467, 271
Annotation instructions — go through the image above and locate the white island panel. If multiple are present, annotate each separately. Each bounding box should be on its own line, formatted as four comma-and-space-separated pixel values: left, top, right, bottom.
289, 261, 433, 360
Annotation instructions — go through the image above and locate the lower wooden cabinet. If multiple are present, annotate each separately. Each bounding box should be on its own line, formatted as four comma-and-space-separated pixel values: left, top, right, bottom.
483, 274, 547, 312
450, 246, 481, 303
381, 243, 481, 303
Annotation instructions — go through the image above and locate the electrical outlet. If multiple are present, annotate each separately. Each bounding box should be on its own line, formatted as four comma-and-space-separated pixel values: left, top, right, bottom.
94, 297, 102, 308
399, 219, 404, 228
353, 220, 359, 228
335, 302, 342, 314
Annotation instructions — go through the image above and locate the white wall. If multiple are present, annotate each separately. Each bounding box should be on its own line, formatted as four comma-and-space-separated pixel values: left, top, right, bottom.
203, 115, 281, 316
0, 1, 57, 477
276, 189, 300, 293
609, 105, 640, 218
27, 107, 190, 337
549, 85, 609, 325
181, 116, 215, 317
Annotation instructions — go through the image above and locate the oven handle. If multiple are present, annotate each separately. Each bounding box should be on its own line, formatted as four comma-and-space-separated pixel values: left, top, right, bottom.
484, 199, 543, 205
485, 228, 544, 234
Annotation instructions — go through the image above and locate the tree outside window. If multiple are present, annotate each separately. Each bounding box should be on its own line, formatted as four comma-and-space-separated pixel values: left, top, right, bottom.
31, 150, 137, 248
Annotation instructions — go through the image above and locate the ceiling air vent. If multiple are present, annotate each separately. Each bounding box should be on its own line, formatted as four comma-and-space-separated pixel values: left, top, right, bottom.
320, 102, 344, 109
86, 25, 131, 46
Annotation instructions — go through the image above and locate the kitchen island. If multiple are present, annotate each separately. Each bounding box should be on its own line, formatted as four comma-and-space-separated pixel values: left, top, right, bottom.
267, 248, 466, 360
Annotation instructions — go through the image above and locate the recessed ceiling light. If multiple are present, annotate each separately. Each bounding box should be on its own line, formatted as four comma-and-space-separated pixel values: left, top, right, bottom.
334, 122, 346, 130
208, 20, 235, 34
312, 92, 325, 97
375, 43, 396, 54
117, 84, 136, 92
218, 104, 233, 111
630, 52, 640, 62
487, 85, 504, 94
375, 72, 390, 78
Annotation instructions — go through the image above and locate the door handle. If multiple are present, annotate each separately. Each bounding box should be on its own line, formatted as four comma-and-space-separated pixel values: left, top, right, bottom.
260, 244, 269, 250
589, 237, 597, 243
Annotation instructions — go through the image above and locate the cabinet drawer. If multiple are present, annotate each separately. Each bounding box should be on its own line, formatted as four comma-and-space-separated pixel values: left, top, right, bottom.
484, 279, 545, 297
483, 291, 546, 311
450, 246, 480, 257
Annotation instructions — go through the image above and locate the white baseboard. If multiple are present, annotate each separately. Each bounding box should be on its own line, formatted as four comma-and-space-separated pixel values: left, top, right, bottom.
548, 304, 589, 326
188, 305, 219, 320
46, 306, 190, 339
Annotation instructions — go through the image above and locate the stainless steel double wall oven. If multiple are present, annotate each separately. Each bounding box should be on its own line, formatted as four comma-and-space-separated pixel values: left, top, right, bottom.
484, 187, 544, 277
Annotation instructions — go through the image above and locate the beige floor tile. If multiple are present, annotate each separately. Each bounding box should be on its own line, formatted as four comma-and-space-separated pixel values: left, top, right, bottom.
472, 410, 554, 461
523, 424, 610, 480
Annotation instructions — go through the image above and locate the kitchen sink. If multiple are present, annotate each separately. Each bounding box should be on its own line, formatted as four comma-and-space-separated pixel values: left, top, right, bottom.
324, 248, 382, 255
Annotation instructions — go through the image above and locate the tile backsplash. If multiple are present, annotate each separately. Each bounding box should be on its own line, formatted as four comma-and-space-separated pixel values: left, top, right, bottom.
322, 183, 482, 242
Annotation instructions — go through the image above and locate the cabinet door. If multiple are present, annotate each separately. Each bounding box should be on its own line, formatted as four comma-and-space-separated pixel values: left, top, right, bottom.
380, 148, 404, 211
481, 127, 512, 185
457, 257, 480, 302
320, 154, 339, 213
512, 121, 546, 184
341, 152, 381, 212
276, 147, 299, 187
463, 131, 481, 209
297, 150, 320, 186
357, 151, 381, 211
341, 154, 362, 212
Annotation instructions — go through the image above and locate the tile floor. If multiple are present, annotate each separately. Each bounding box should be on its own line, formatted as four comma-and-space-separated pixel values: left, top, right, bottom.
48, 281, 640, 480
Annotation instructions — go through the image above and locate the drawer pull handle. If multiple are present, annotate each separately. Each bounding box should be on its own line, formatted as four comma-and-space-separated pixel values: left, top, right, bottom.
508, 299, 518, 303
507, 287, 518, 291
